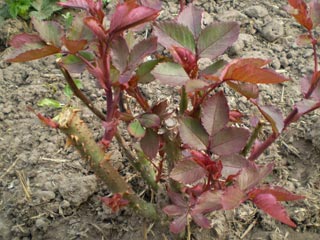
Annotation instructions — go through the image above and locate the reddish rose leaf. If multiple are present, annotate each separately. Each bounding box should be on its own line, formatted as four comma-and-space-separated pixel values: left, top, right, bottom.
253, 193, 297, 227
111, 36, 130, 72
62, 38, 87, 54
221, 185, 246, 210
154, 22, 196, 53
210, 127, 250, 156
170, 159, 206, 185
220, 154, 250, 177
191, 213, 211, 229
109, 1, 159, 35
248, 186, 305, 202
178, 117, 209, 150
222, 58, 289, 84
101, 193, 129, 212
300, 73, 320, 100
58, 0, 90, 10
138, 0, 162, 10
167, 190, 187, 208
185, 79, 209, 92
140, 128, 160, 159
296, 34, 313, 46
310, 0, 320, 27
163, 205, 185, 216
287, 0, 313, 30
128, 37, 158, 68
32, 18, 63, 47
152, 62, 190, 86
201, 91, 229, 137
6, 43, 60, 62
177, 4, 203, 38
171, 46, 197, 74
170, 213, 188, 233
138, 113, 160, 128
9, 33, 43, 48
192, 190, 223, 214
258, 105, 284, 134
84, 17, 107, 40
197, 22, 239, 60
227, 81, 259, 99
236, 163, 274, 191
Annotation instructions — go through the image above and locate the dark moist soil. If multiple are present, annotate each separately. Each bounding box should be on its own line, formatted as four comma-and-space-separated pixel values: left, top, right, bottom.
1, 1, 319, 240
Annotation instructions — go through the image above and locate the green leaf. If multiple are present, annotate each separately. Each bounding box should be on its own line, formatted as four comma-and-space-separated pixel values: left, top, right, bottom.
201, 59, 227, 76
60, 51, 94, 73
32, 18, 63, 47
37, 98, 62, 108
138, 113, 161, 128
63, 79, 83, 98
178, 117, 209, 150
152, 62, 189, 86
177, 4, 203, 38
197, 22, 239, 60
128, 119, 146, 138
30, 0, 62, 20
154, 21, 196, 53
136, 59, 160, 84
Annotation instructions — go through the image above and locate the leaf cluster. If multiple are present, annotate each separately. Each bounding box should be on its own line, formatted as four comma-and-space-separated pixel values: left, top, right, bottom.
5, 0, 319, 235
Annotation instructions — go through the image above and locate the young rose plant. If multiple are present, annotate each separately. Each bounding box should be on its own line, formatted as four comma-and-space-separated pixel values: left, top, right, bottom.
5, 0, 319, 236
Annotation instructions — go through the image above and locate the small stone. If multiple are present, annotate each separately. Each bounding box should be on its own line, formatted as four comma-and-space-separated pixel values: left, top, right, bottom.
35, 218, 49, 231
229, 33, 254, 56
261, 20, 284, 42
34, 190, 56, 202
218, 10, 248, 24
245, 6, 269, 18
58, 175, 97, 207
60, 200, 70, 208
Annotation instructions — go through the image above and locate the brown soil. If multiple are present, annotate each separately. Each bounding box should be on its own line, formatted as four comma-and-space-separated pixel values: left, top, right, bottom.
0, 1, 319, 240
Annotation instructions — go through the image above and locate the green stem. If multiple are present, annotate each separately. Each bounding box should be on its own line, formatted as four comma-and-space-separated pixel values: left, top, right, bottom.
241, 121, 263, 157
57, 108, 158, 220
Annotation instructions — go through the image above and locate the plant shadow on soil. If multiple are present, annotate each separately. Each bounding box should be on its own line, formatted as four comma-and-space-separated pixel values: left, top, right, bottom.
0, 1, 319, 239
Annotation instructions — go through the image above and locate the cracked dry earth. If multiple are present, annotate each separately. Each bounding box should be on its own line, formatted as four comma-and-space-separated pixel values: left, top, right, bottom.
0, 1, 320, 239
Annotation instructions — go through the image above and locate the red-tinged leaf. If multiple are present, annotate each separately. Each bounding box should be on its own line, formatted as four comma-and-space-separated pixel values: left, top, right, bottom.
171, 46, 197, 74
167, 190, 187, 208
197, 22, 239, 60
152, 62, 190, 86
227, 81, 259, 99
294, 99, 320, 121
32, 18, 63, 47
201, 91, 229, 137
229, 110, 243, 123
138, 113, 160, 128
140, 128, 160, 159
296, 34, 313, 46
84, 17, 106, 40
109, 1, 159, 35
67, 13, 94, 41
136, 59, 160, 84
152, 100, 168, 118
220, 154, 250, 177
201, 59, 227, 76
128, 119, 146, 138
178, 117, 209, 150
62, 38, 87, 54
185, 79, 209, 92
192, 190, 223, 214
258, 105, 284, 134
154, 22, 196, 53
222, 59, 289, 84
236, 163, 274, 191
222, 185, 246, 210
170, 213, 188, 234
177, 4, 203, 38
6, 43, 60, 62
310, 0, 320, 27
101, 193, 129, 212
287, 0, 313, 30
170, 159, 206, 185
301, 73, 320, 100
210, 127, 250, 156
9, 33, 43, 48
59, 51, 94, 73
128, 37, 158, 68
163, 205, 186, 216
111, 36, 129, 73
253, 193, 297, 227
58, 0, 90, 10
138, 0, 162, 10
248, 186, 305, 202
191, 213, 211, 229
